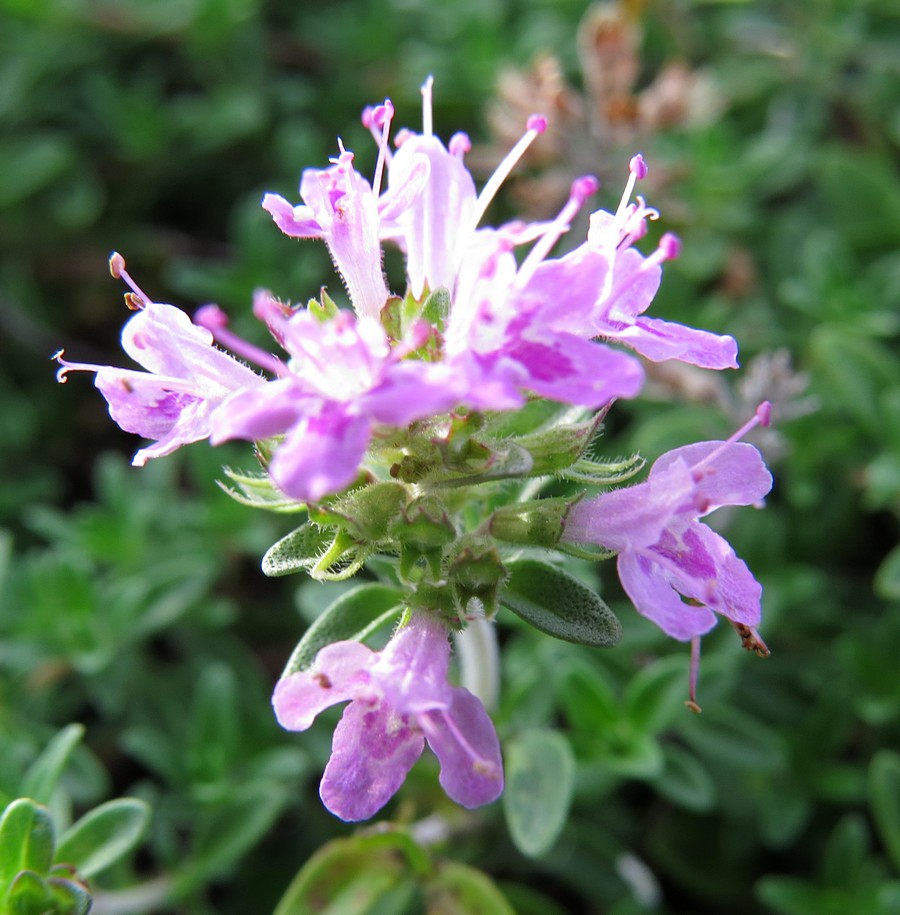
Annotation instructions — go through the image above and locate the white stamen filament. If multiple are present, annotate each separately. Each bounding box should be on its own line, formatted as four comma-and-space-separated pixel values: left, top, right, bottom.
371, 100, 394, 198
109, 252, 152, 308
421, 74, 434, 137
466, 115, 546, 237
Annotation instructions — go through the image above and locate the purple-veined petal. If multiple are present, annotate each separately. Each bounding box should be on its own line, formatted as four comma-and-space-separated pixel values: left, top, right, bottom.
664, 523, 763, 628
419, 686, 504, 809
269, 407, 371, 502
617, 548, 718, 641
300, 160, 389, 319
319, 697, 424, 821
272, 641, 376, 732
504, 324, 644, 407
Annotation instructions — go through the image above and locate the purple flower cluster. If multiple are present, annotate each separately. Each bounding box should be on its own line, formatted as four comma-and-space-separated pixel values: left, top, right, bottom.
57, 78, 736, 505
56, 78, 774, 819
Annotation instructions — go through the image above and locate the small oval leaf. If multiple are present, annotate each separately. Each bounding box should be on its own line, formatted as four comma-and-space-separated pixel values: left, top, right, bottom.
500, 559, 621, 647
0, 799, 55, 881
503, 730, 575, 858
283, 583, 405, 675
55, 798, 150, 878
261, 523, 332, 577
21, 724, 86, 806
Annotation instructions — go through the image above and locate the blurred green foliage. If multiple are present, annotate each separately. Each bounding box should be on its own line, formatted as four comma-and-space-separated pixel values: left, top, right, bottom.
1, 0, 899, 912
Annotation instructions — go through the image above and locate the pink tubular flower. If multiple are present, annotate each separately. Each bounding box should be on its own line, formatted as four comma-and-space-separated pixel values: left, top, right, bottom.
562, 404, 773, 644
273, 613, 504, 822
55, 258, 263, 466
207, 293, 462, 502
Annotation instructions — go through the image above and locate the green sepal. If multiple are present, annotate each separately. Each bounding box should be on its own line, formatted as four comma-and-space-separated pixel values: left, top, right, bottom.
500, 558, 622, 647
510, 418, 599, 475
281, 583, 405, 675
261, 522, 333, 577
432, 441, 533, 488
559, 452, 646, 485
488, 495, 578, 548
421, 287, 450, 335
308, 287, 340, 322
323, 481, 409, 542
54, 798, 150, 879
406, 581, 459, 619
448, 540, 507, 617
503, 729, 575, 858
0, 799, 55, 882
217, 468, 306, 513
394, 498, 456, 580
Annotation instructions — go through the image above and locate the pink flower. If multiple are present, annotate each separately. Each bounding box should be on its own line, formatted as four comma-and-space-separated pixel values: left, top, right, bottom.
562, 404, 773, 642
55, 257, 263, 466
206, 294, 462, 502
273, 613, 504, 821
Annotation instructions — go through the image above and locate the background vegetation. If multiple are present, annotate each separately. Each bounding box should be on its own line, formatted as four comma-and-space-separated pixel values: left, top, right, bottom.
1, 0, 899, 912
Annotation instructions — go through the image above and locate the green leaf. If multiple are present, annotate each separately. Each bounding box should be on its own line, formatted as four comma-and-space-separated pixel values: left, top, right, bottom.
182, 784, 287, 892
651, 744, 717, 813
821, 814, 868, 889
20, 725, 85, 806
870, 750, 900, 870
54, 798, 150, 879
261, 523, 333, 576
500, 559, 621, 647
0, 799, 55, 882
503, 730, 575, 858
424, 860, 516, 915
282, 583, 405, 675
187, 664, 239, 785
5, 870, 55, 915
623, 656, 690, 734
273, 831, 427, 915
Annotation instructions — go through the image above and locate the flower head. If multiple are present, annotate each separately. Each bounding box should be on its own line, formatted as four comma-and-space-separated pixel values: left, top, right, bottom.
273, 612, 504, 821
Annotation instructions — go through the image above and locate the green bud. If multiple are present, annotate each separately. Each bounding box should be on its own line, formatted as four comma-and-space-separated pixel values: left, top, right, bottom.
313, 481, 408, 543
393, 498, 456, 580
489, 495, 578, 548
512, 420, 598, 475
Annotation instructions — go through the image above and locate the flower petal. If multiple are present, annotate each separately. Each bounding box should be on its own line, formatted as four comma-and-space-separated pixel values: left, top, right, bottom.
272, 640, 375, 731
319, 697, 424, 821
606, 315, 739, 370
651, 441, 773, 511
617, 548, 718, 641
419, 686, 504, 809
269, 406, 371, 502
373, 614, 453, 715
